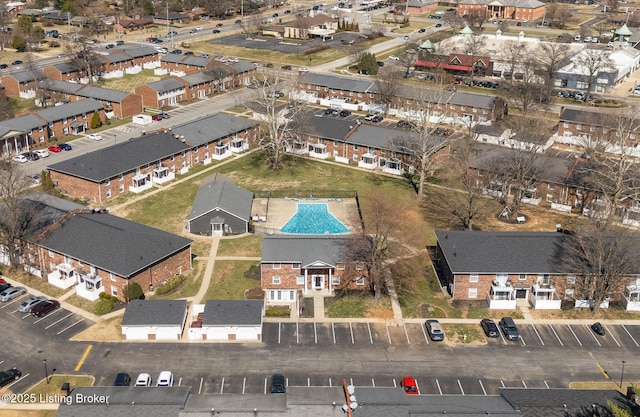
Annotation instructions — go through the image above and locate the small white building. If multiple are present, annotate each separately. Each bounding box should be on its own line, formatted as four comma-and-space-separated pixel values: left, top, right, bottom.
121, 300, 188, 340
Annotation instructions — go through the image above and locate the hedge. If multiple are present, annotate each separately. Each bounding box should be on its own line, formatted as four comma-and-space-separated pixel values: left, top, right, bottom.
94, 299, 114, 315
265, 306, 291, 317
155, 275, 186, 295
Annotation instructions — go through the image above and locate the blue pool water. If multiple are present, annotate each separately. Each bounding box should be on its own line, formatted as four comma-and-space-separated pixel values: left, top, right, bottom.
280, 203, 349, 235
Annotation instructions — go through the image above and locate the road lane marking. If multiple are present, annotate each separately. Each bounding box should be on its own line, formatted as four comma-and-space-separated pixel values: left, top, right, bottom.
198, 378, 203, 394
45, 312, 73, 329
544, 380, 550, 388
178, 377, 182, 386
329, 378, 332, 387
220, 377, 225, 393
57, 319, 83, 335
242, 377, 246, 394
332, 323, 336, 344
549, 325, 563, 346
371, 378, 375, 387
264, 378, 267, 394
393, 378, 397, 388
278, 322, 281, 344
500, 380, 505, 388
74, 345, 92, 371
522, 380, 527, 388
621, 325, 639, 347
296, 322, 299, 344
314, 323, 317, 344
596, 363, 609, 379
479, 379, 487, 395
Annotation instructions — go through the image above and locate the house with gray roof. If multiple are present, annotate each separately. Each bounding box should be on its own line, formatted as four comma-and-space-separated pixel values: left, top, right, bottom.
261, 236, 367, 311
99, 46, 159, 78
135, 76, 188, 109
46, 113, 259, 203
199, 299, 264, 341
1, 70, 39, 99
433, 229, 640, 311
293, 73, 506, 125
36, 208, 192, 302
34, 98, 104, 137
43, 80, 143, 119
121, 300, 188, 340
186, 173, 253, 236
0, 114, 48, 155
43, 61, 86, 83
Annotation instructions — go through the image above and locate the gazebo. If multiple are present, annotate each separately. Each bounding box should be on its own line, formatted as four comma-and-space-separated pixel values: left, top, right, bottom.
459, 25, 473, 36
615, 24, 632, 42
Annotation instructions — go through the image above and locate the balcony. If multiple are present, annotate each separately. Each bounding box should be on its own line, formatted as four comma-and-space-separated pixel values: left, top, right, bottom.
529, 284, 561, 309
382, 160, 404, 176
153, 167, 174, 185
308, 144, 329, 160
76, 274, 103, 301
20, 90, 36, 99
287, 141, 308, 155
212, 145, 232, 160
487, 280, 516, 309
358, 153, 377, 170
47, 263, 77, 290
623, 286, 640, 311
130, 173, 153, 193
230, 140, 248, 153
551, 202, 572, 213
575, 298, 610, 309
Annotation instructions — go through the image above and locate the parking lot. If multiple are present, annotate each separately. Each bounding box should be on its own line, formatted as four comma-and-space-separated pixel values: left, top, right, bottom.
262, 321, 640, 350
209, 32, 359, 55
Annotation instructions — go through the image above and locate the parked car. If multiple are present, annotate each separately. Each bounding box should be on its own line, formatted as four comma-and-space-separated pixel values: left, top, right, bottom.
0, 64, 8, 69
212, 29, 221, 34
87, 134, 102, 141
281, 65, 292, 70
591, 322, 605, 336
389, 55, 400, 60
31, 299, 60, 317
166, 30, 178, 37
298, 67, 309, 72
364, 114, 383, 122
480, 318, 499, 338
11, 60, 23, 66
34, 149, 49, 158
12, 154, 27, 163
418, 28, 426, 33
235, 19, 242, 24
403, 35, 409, 40
135, 373, 152, 387
114, 373, 131, 386
377, 61, 384, 67
435, 23, 442, 28
216, 23, 223, 27
0, 286, 26, 302
339, 110, 351, 117
499, 317, 520, 341
0, 368, 21, 388
169, 49, 183, 54
156, 371, 174, 387
18, 296, 47, 313
152, 114, 164, 121
425, 319, 445, 341
21, 151, 39, 161
0, 283, 11, 293
324, 108, 340, 116
401, 376, 419, 395
270, 374, 286, 394
396, 120, 416, 129
59, 143, 72, 151
26, 174, 41, 184
116, 40, 125, 45
48, 145, 62, 153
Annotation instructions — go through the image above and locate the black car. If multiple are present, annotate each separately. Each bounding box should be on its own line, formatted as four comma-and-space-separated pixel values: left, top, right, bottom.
396, 120, 416, 129
270, 374, 286, 394
59, 143, 72, 151
281, 65, 292, 70
0, 283, 11, 293
418, 28, 426, 33
377, 61, 384, 67
213, 29, 221, 34
31, 299, 60, 317
324, 108, 339, 116
0, 368, 21, 388
0, 64, 8, 69
114, 372, 131, 386
499, 317, 520, 341
591, 322, 606, 336
339, 110, 351, 117
480, 318, 499, 338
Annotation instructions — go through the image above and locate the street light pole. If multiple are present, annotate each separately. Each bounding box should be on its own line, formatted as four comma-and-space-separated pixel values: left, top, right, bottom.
43, 359, 48, 384
621, 360, 626, 388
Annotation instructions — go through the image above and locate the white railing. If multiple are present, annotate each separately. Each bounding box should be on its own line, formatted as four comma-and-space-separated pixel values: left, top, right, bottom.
47, 269, 76, 290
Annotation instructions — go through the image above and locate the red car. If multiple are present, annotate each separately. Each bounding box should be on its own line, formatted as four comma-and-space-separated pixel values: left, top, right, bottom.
401, 376, 419, 395
31, 300, 60, 317
216, 23, 223, 27
152, 114, 163, 121
48, 145, 62, 152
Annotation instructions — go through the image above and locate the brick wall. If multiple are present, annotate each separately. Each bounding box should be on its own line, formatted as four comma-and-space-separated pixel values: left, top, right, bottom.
47, 109, 104, 139
50, 171, 103, 203
261, 263, 367, 291
0, 76, 27, 97
115, 93, 143, 118
134, 85, 161, 109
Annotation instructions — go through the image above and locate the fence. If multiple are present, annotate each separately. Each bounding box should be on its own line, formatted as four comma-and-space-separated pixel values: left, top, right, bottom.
254, 189, 357, 199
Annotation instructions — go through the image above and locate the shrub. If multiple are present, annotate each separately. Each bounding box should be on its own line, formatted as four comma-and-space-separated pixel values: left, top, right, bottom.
245, 286, 263, 299
155, 275, 186, 295
265, 306, 291, 317
99, 292, 118, 303
94, 299, 114, 315
123, 282, 144, 301
90, 112, 102, 129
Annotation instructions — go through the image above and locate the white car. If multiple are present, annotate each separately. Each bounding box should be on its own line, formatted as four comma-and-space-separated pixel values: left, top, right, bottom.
87, 134, 102, 141
156, 371, 173, 387
298, 67, 309, 72
12, 154, 27, 163
0, 287, 26, 302
228, 57, 239, 63
195, 26, 204, 31
34, 149, 49, 158
135, 373, 152, 387
389, 55, 400, 61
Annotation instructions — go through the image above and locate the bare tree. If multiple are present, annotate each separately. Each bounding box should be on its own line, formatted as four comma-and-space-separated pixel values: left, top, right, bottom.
249, 70, 306, 170
501, 40, 526, 81
465, 9, 487, 32
500, 56, 543, 115
547, 3, 572, 28
0, 162, 45, 269
537, 41, 570, 99
398, 43, 418, 75
442, 13, 465, 34
562, 220, 639, 315
463, 34, 486, 83
64, 40, 104, 83
393, 89, 451, 199
575, 49, 614, 100
374, 67, 401, 115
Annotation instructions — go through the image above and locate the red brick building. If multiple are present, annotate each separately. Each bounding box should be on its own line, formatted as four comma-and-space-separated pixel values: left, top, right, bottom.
43, 62, 87, 83
457, 0, 545, 21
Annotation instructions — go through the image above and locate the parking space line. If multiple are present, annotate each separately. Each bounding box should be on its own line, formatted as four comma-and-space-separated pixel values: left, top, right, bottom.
278, 322, 281, 344
457, 380, 464, 395
349, 323, 354, 344
329, 378, 332, 387
314, 323, 317, 344
286, 377, 289, 388
479, 380, 487, 395
586, 325, 602, 346
178, 377, 182, 386
242, 377, 246, 394
520, 336, 526, 346
0, 295, 27, 309
604, 325, 620, 347
416, 379, 421, 395
522, 380, 527, 388
421, 323, 429, 344
33, 309, 62, 324
436, 379, 442, 395
350, 378, 353, 386
500, 380, 505, 388
549, 325, 564, 346
367, 323, 373, 344
45, 312, 73, 329
57, 319, 83, 335
307, 378, 310, 387
264, 378, 267, 394
393, 378, 397, 388
567, 325, 582, 346
622, 325, 639, 347
531, 325, 544, 346
544, 380, 550, 389
386, 325, 392, 344
198, 378, 203, 394
332, 323, 336, 344
404, 324, 410, 344
371, 378, 375, 387
296, 322, 299, 344
3, 374, 29, 391
220, 377, 225, 393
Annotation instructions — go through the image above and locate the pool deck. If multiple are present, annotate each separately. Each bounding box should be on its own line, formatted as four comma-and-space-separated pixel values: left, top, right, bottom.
252, 198, 361, 234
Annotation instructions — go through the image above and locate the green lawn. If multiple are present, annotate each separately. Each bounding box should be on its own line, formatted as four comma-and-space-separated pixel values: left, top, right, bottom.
217, 235, 262, 257
151, 259, 205, 300
98, 69, 162, 93
204, 260, 260, 300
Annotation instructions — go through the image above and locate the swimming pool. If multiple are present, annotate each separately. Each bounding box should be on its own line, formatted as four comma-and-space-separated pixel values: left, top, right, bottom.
280, 203, 349, 235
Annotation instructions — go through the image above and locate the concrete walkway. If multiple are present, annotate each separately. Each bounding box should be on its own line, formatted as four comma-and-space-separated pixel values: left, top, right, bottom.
189, 236, 221, 305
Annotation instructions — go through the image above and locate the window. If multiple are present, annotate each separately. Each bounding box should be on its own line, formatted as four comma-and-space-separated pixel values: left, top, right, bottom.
336, 263, 345, 270
119, 185, 124, 193
468, 288, 478, 298
272, 276, 281, 285
355, 276, 365, 286
566, 275, 576, 284
548, 183, 554, 190
273, 263, 281, 270
353, 144, 358, 150
356, 264, 364, 271
332, 276, 340, 285
105, 179, 110, 186
110, 273, 116, 282
519, 274, 526, 281
48, 250, 54, 258
538, 274, 550, 285
469, 274, 479, 283
565, 288, 574, 299
546, 194, 553, 202
292, 263, 301, 269
106, 189, 111, 198
119, 174, 124, 181
296, 276, 304, 285
111, 287, 118, 297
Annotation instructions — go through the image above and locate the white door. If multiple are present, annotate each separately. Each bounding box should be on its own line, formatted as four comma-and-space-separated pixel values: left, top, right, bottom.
125, 326, 149, 340
237, 327, 260, 340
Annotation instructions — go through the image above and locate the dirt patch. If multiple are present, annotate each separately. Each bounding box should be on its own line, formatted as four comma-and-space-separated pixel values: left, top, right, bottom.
365, 303, 394, 319
0, 410, 57, 417
71, 316, 123, 342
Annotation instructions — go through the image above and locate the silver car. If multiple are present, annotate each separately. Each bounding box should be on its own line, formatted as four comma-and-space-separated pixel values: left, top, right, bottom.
0, 287, 26, 302
18, 296, 46, 312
